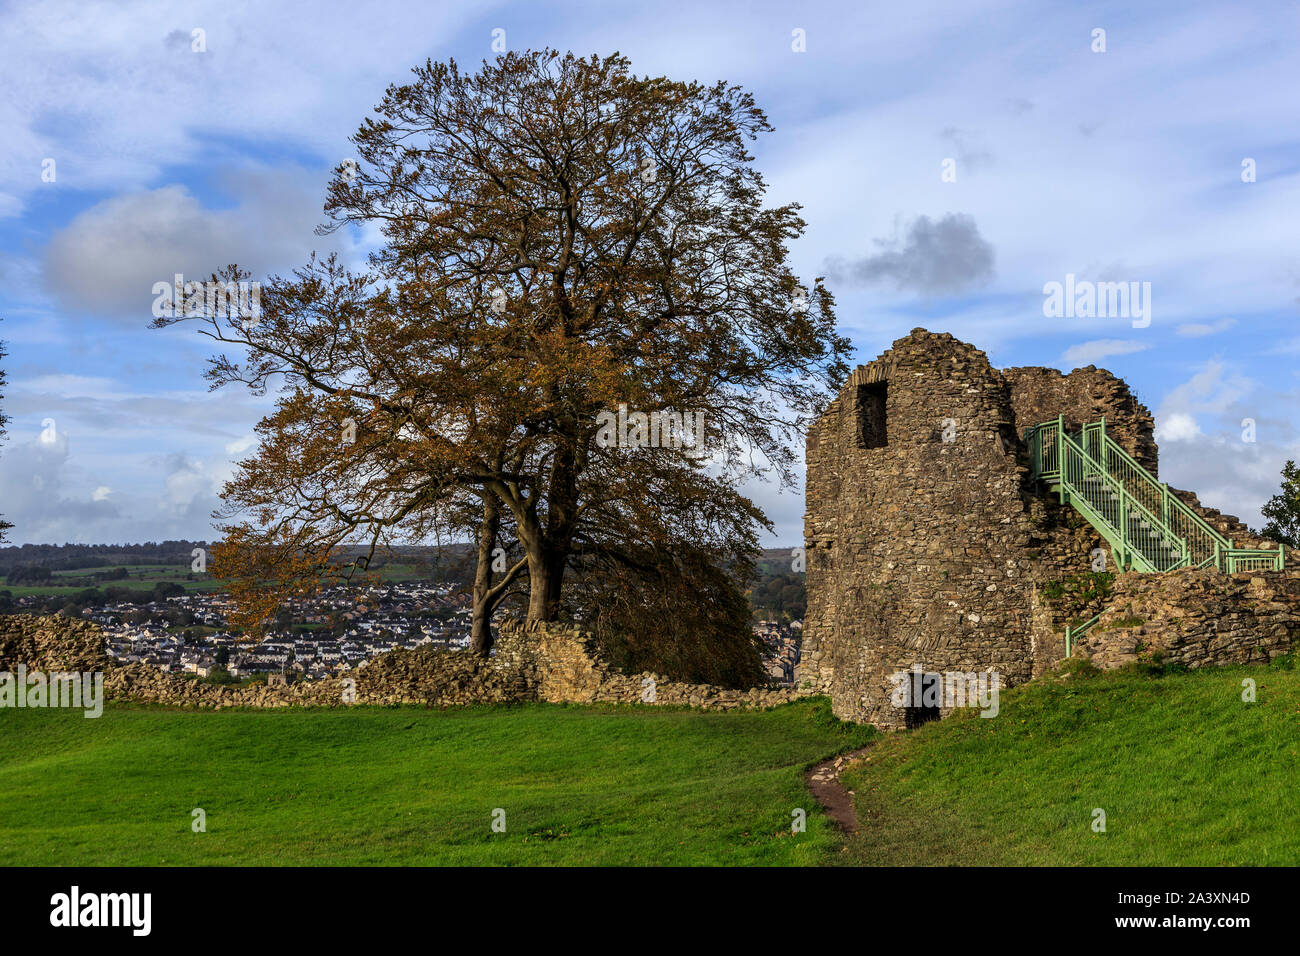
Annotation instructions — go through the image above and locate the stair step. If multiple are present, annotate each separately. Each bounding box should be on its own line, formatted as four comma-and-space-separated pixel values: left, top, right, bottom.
1030, 416, 1282, 574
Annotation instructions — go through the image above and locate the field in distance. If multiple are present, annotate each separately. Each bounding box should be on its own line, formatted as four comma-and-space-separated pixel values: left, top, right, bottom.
3, 563, 223, 598
0, 560, 450, 598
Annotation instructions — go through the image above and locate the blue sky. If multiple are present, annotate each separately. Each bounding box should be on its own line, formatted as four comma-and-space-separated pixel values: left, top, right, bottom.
1, 0, 1298, 546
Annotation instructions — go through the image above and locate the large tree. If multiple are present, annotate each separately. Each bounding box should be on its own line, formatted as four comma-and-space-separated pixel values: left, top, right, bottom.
161, 50, 849, 655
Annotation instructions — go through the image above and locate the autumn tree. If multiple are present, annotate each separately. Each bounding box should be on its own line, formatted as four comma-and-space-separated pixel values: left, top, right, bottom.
177, 277, 528, 650
160, 50, 849, 660
324, 50, 849, 624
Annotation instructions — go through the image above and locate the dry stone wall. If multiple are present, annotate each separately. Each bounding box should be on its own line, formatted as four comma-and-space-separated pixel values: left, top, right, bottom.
1066, 569, 1299, 670
0, 616, 107, 673
0, 615, 515, 708
0, 614, 799, 712
494, 619, 801, 710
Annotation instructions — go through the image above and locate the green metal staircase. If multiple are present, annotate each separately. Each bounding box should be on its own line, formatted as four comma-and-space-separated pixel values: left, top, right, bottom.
1025, 415, 1285, 654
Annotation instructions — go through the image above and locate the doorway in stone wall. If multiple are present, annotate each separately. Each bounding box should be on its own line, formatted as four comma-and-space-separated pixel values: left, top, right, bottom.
905, 704, 941, 728
905, 670, 941, 728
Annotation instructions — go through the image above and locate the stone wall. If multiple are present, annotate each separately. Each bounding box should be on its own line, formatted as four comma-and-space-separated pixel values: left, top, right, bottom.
0, 615, 519, 708
0, 616, 107, 673
1002, 365, 1159, 474
800, 329, 1105, 729
495, 619, 801, 710
0, 614, 799, 712
1067, 569, 1300, 670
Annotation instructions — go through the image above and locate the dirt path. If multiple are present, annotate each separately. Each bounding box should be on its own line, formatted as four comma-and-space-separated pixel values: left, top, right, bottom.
806, 744, 874, 834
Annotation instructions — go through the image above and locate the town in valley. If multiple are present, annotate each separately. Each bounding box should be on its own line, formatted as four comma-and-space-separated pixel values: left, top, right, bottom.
0, 543, 803, 685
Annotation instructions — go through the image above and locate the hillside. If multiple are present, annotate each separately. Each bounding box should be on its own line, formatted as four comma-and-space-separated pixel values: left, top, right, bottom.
0, 543, 802, 621
837, 656, 1300, 865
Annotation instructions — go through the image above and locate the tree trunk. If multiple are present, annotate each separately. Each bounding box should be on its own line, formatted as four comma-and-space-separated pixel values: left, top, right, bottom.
469, 602, 494, 655
523, 540, 571, 622
470, 496, 501, 656
522, 438, 578, 622
525, 545, 552, 621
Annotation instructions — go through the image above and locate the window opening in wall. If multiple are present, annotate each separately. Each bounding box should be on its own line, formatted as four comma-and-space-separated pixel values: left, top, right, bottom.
857, 381, 887, 448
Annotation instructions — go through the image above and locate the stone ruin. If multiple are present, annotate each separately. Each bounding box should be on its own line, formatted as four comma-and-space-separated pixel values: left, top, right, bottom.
798, 328, 1297, 730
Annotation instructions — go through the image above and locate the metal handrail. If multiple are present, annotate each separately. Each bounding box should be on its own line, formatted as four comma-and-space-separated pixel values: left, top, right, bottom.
1026, 416, 1284, 574
1058, 427, 1185, 571
1064, 612, 1102, 657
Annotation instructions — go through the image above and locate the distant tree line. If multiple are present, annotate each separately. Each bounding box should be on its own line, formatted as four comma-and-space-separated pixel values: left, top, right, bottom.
3, 563, 127, 585
0, 541, 209, 577
748, 571, 806, 621
0, 581, 186, 615
6, 565, 54, 585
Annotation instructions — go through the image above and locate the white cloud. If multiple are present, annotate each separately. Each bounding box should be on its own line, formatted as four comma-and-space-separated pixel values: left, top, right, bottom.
1155, 412, 1201, 442
1061, 339, 1151, 366
41, 171, 350, 323
0, 431, 244, 545
224, 434, 258, 457
0, 432, 122, 543
1151, 361, 1300, 529
1176, 318, 1237, 337
0, 0, 489, 212
159, 453, 221, 519
0, 370, 272, 544
1156, 360, 1255, 421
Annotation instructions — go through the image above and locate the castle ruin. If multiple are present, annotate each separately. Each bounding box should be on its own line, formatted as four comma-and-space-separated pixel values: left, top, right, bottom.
798, 328, 1296, 729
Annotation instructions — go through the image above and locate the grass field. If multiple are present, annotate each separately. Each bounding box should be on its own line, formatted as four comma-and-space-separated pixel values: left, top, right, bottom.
3, 564, 224, 597
0, 699, 872, 866
838, 658, 1300, 866
1, 560, 445, 598
5, 658, 1297, 867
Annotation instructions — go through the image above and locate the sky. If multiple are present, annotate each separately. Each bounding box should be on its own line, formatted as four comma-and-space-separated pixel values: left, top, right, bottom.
1, 0, 1298, 547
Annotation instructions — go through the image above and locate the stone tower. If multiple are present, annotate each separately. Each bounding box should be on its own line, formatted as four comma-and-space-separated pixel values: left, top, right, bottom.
798, 328, 1157, 728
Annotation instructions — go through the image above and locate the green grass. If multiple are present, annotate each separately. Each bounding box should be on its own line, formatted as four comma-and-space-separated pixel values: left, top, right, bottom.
838, 659, 1300, 866
4, 564, 225, 597
0, 698, 871, 866
9, 652, 1293, 867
